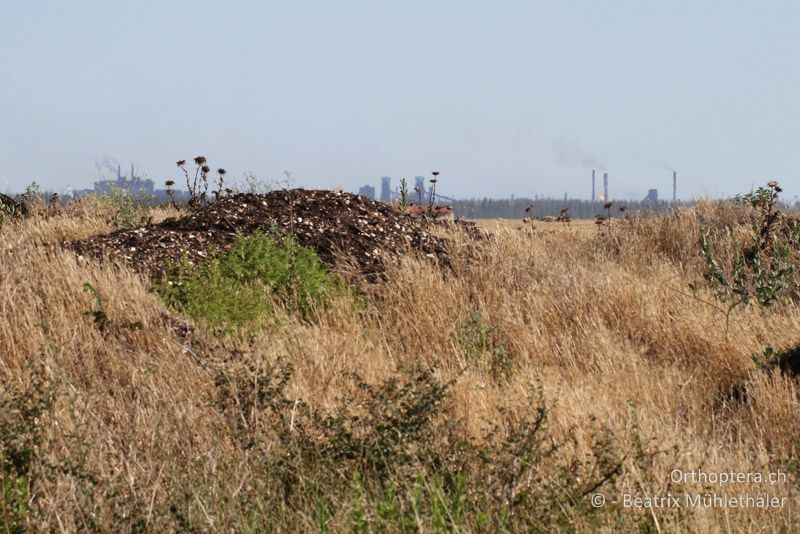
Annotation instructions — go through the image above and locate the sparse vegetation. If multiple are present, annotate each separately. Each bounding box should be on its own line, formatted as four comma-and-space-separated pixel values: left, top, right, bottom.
1, 357, 52, 534
0, 185, 798, 531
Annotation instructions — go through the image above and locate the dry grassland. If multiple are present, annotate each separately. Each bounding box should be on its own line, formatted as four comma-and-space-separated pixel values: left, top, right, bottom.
1, 197, 798, 532
472, 218, 599, 235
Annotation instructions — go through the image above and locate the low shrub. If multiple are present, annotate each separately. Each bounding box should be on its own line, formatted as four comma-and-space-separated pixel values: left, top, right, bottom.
1, 357, 52, 534
187, 361, 628, 532
106, 187, 149, 229
154, 230, 342, 328
699, 181, 800, 313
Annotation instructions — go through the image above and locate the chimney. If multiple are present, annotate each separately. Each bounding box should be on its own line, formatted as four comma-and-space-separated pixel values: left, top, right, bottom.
603, 172, 609, 201
591, 169, 596, 202
673, 171, 677, 202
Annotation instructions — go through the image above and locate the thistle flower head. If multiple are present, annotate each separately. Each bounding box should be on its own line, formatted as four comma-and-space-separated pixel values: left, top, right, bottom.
194, 156, 207, 166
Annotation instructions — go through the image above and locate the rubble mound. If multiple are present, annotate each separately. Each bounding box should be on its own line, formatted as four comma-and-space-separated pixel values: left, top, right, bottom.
70, 189, 454, 281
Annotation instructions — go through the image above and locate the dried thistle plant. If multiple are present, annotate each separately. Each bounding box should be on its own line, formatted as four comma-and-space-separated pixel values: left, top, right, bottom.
165, 179, 177, 208
428, 171, 440, 210
215, 168, 227, 201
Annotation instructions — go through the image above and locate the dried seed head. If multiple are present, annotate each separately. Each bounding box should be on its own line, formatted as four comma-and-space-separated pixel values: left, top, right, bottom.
176, 160, 186, 167
604, 202, 613, 209
194, 156, 207, 166
201, 165, 211, 174
165, 180, 175, 187
432, 171, 440, 177
217, 168, 227, 175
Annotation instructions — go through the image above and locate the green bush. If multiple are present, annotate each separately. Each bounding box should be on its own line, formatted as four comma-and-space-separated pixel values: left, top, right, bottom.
107, 187, 148, 229
184, 363, 628, 532
699, 181, 799, 313
1, 357, 52, 534
154, 230, 342, 328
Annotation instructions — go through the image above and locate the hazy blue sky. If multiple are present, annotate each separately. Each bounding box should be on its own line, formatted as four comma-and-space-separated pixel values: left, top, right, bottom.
2, 1, 799, 200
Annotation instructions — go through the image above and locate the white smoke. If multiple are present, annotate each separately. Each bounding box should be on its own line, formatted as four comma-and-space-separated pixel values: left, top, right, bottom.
95, 156, 121, 180
551, 139, 606, 171
652, 161, 675, 173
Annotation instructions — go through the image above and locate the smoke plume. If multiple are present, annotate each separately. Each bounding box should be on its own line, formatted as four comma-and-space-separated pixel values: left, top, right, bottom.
551, 139, 606, 171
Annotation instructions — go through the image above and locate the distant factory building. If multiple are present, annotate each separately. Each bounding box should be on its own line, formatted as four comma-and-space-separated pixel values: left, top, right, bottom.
380, 176, 391, 202
358, 184, 376, 199
94, 164, 154, 195
643, 189, 658, 203
414, 176, 427, 202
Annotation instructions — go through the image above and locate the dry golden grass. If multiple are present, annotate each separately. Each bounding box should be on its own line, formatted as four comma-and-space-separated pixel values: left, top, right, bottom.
1, 201, 798, 532
472, 217, 599, 235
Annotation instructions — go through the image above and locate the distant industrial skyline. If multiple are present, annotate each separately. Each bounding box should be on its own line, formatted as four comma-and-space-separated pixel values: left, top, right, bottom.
4, 165, 797, 204
2, 2, 799, 200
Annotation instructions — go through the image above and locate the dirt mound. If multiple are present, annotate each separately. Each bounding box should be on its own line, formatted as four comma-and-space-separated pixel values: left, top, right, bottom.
70, 189, 454, 281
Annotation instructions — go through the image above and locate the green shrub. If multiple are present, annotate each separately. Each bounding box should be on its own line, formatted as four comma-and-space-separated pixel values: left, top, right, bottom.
185, 361, 627, 532
699, 181, 799, 313
154, 230, 342, 328
1, 357, 52, 534
107, 187, 148, 229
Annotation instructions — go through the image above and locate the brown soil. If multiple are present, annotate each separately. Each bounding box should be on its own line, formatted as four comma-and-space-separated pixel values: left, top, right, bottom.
70, 189, 463, 281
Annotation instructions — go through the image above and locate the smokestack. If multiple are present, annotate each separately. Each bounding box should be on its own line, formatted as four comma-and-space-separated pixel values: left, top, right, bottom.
673, 171, 677, 202
591, 170, 595, 202
603, 172, 609, 201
